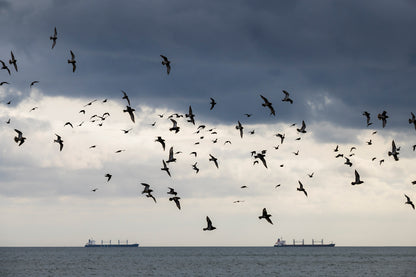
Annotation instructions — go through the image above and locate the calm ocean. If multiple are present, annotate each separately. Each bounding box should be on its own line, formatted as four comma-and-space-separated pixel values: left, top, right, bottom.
1, 247, 415, 276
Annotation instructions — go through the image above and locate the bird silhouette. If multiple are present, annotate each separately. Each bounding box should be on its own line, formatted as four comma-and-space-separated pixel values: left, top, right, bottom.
377, 111, 388, 128
9, 51, 17, 72
209, 154, 219, 168
297, 120, 307, 133
404, 194, 415, 209
409, 112, 416, 130
297, 181, 308, 197
235, 121, 244, 138
351, 170, 364, 185
169, 196, 181, 210
388, 140, 400, 161
123, 106, 135, 123
167, 187, 177, 196
0, 60, 11, 75
209, 98, 217, 110
161, 160, 171, 177
258, 208, 273, 224
54, 134, 64, 151
185, 106, 195, 125
166, 147, 177, 163
67, 50, 76, 72
260, 95, 275, 116
282, 90, 293, 104
50, 27, 57, 49
14, 129, 26, 146
160, 55, 171, 75
203, 216, 216, 231
192, 162, 199, 173
105, 174, 112, 182
169, 119, 180, 133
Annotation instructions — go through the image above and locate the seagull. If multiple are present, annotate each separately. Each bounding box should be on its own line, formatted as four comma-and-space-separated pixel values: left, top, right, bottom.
50, 27, 57, 49
366, 139, 372, 145
167, 187, 177, 196
296, 120, 307, 133
169, 196, 181, 210
84, 99, 97, 107
235, 121, 244, 138
412, 145, 416, 151
67, 50, 76, 72
64, 122, 73, 128
409, 112, 416, 130
233, 200, 245, 203
29, 107, 38, 112
281, 90, 293, 104
297, 181, 308, 197
115, 149, 125, 153
351, 170, 364, 185
241, 185, 248, 188
30, 81, 39, 88
91, 188, 98, 192
244, 113, 252, 117
160, 55, 171, 75
123, 106, 135, 123
190, 151, 197, 157
404, 194, 415, 209
169, 119, 180, 133
249, 130, 255, 135
377, 111, 388, 128
121, 128, 132, 134
0, 60, 11, 75
79, 110, 86, 114
350, 147, 356, 152
185, 105, 195, 125
334, 145, 339, 152
362, 111, 371, 126
260, 95, 275, 116
14, 129, 26, 146
275, 184, 281, 188
209, 98, 217, 110
293, 150, 299, 156
0, 81, 9, 86
161, 160, 171, 177
275, 133, 285, 144
166, 147, 177, 163
344, 157, 353, 167
192, 162, 199, 173
141, 183, 153, 194
203, 216, 216, 231
9, 51, 17, 72
335, 154, 344, 158
388, 140, 400, 161
258, 208, 273, 224
379, 159, 385, 165
54, 134, 64, 151
254, 152, 267, 168
121, 90, 131, 106
307, 172, 314, 178
89, 145, 97, 149
209, 154, 219, 168
155, 136, 166, 151
105, 174, 112, 182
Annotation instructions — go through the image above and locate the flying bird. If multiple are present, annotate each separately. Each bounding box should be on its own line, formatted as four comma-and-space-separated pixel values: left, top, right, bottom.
351, 170, 364, 185
203, 216, 216, 231
50, 27, 57, 49
64, 122, 73, 128
121, 90, 131, 106
155, 136, 166, 151
0, 60, 10, 75
30, 81, 39, 88
377, 111, 388, 128
166, 147, 177, 163
123, 106, 135, 123
297, 181, 308, 197
297, 120, 307, 133
344, 157, 353, 167
169, 119, 180, 133
0, 81, 9, 86
160, 55, 171, 75
362, 111, 371, 126
235, 121, 244, 138
192, 162, 199, 173
209, 98, 217, 110
161, 160, 171, 177
54, 134, 64, 151
258, 208, 273, 224
260, 95, 275, 116
68, 50, 76, 72
209, 154, 219, 168
404, 194, 415, 210
167, 187, 177, 196
8, 51, 17, 72
185, 105, 195, 125
281, 90, 293, 104
169, 196, 181, 210
121, 128, 132, 134
388, 140, 400, 161
14, 129, 26, 146
307, 172, 314, 178
275, 133, 285, 144
105, 174, 112, 182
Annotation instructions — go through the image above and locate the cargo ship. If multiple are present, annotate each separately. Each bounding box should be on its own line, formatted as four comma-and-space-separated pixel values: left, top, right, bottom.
84, 238, 139, 247
274, 237, 335, 247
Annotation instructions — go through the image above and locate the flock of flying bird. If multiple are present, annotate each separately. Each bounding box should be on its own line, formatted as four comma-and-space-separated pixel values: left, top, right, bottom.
1, 26, 415, 235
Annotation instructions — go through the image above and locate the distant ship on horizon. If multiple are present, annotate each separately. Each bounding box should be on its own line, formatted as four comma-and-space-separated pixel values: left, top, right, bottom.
84, 238, 139, 248
274, 237, 335, 247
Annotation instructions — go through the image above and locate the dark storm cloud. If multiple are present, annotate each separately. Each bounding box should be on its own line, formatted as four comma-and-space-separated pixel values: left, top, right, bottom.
1, 0, 416, 128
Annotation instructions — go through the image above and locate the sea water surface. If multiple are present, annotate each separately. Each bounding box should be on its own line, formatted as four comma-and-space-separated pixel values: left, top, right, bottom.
1, 246, 416, 276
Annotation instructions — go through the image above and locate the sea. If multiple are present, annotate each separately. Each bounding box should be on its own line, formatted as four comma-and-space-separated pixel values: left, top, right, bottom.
1, 246, 415, 276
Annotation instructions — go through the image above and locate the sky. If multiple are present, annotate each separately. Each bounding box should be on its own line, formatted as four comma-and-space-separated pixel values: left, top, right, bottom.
1, 0, 416, 247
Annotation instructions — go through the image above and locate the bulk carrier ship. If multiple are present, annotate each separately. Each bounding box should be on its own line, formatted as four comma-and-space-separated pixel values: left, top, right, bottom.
274, 238, 335, 247
84, 238, 139, 248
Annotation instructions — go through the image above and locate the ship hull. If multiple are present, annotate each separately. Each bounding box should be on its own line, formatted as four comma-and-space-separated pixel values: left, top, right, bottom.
274, 244, 335, 247
85, 244, 139, 248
